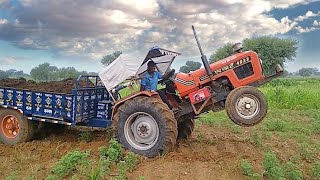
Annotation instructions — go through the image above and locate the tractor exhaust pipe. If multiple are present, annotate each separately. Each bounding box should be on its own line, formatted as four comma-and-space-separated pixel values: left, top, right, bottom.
192, 25, 213, 77
192, 25, 220, 93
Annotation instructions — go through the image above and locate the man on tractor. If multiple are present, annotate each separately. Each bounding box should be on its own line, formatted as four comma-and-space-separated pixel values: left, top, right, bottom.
140, 60, 175, 110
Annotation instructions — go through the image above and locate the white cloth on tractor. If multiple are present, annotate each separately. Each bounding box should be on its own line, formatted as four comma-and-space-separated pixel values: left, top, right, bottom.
99, 49, 178, 91
99, 54, 141, 91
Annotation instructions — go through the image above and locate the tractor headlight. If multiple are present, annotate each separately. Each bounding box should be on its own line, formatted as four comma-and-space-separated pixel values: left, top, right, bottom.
259, 58, 263, 65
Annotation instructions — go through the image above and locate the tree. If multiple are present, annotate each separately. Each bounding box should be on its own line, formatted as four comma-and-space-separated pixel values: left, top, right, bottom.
179, 61, 202, 73
57, 67, 81, 80
101, 51, 122, 66
5, 69, 28, 78
311, 67, 319, 75
0, 70, 9, 80
298, 68, 314, 77
209, 43, 233, 62
30, 63, 59, 82
209, 36, 298, 75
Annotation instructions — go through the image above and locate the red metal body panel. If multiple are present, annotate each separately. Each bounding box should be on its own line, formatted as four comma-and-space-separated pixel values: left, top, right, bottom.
188, 87, 211, 104
175, 51, 264, 97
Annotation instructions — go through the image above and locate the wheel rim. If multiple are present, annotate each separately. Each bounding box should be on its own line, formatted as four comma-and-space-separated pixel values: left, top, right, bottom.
124, 112, 159, 151
235, 94, 260, 120
1, 115, 20, 139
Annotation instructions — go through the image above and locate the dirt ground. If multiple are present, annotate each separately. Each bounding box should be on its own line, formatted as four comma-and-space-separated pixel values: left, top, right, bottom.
0, 124, 265, 180
0, 78, 92, 93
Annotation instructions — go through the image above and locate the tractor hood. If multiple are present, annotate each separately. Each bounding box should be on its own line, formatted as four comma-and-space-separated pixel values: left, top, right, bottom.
99, 47, 181, 91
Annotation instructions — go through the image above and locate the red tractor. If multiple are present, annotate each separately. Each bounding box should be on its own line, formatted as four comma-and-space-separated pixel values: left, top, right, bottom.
100, 26, 283, 157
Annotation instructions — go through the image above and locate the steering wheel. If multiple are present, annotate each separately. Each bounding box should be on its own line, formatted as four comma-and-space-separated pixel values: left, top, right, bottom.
159, 69, 175, 85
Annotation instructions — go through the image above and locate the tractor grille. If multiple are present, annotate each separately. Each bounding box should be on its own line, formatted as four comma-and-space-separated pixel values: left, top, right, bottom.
234, 62, 254, 80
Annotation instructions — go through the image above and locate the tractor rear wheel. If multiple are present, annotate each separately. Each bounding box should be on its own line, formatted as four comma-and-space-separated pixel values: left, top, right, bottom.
113, 96, 177, 157
177, 118, 195, 140
225, 86, 267, 127
0, 109, 35, 145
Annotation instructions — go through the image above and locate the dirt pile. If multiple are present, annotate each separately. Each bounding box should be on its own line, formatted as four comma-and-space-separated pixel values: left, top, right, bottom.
0, 78, 92, 93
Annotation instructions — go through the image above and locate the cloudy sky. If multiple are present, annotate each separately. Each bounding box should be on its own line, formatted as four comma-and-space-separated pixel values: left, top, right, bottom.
0, 0, 319, 73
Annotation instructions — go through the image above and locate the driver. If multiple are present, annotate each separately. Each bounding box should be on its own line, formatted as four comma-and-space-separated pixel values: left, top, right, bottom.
140, 61, 174, 110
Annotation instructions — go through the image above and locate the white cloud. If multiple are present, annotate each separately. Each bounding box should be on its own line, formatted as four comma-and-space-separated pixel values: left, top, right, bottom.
294, 10, 319, 21
313, 20, 320, 26
0, 0, 316, 61
295, 26, 319, 33
0, 18, 8, 25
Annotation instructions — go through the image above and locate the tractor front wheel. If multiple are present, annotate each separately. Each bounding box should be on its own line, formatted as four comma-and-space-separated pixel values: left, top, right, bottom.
0, 109, 36, 145
114, 96, 177, 157
225, 86, 267, 127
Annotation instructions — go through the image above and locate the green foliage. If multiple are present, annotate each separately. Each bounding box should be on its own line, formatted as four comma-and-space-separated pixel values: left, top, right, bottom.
6, 171, 18, 180
230, 125, 241, 134
99, 139, 123, 163
244, 37, 297, 74
0, 70, 9, 80
283, 162, 302, 180
240, 160, 262, 180
179, 60, 202, 73
124, 152, 138, 172
30, 62, 89, 82
56, 67, 82, 80
78, 131, 93, 142
197, 132, 203, 143
118, 161, 127, 180
209, 36, 298, 75
240, 160, 253, 176
299, 142, 312, 160
88, 158, 111, 180
30, 63, 58, 82
4, 69, 29, 78
298, 67, 318, 77
312, 162, 320, 179
209, 43, 233, 62
136, 176, 146, 180
0, 69, 29, 79
260, 78, 320, 110
264, 119, 286, 132
101, 51, 122, 66
252, 131, 263, 147
46, 150, 90, 179
263, 151, 285, 180
99, 158, 111, 178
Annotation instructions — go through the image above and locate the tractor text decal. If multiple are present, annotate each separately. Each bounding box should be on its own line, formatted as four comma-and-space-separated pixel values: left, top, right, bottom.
200, 56, 251, 81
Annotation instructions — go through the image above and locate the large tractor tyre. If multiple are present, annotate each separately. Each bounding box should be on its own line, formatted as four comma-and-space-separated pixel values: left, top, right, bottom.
113, 96, 177, 157
177, 119, 195, 140
0, 109, 35, 145
225, 86, 267, 127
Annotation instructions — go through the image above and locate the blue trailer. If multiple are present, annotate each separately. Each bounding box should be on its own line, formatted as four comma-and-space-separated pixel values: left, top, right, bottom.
0, 75, 114, 144
0, 47, 181, 151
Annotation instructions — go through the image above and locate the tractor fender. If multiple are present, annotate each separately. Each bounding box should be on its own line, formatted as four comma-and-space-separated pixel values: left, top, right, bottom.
111, 91, 160, 120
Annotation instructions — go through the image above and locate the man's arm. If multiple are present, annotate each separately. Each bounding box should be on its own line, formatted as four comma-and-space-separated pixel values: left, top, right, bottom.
140, 77, 147, 91
140, 85, 145, 91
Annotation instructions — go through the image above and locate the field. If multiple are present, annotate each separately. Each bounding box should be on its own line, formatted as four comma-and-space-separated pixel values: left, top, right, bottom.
0, 78, 320, 180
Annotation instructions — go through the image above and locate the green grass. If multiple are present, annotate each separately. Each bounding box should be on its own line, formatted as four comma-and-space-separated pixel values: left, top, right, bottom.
43, 139, 139, 180
263, 151, 285, 180
260, 78, 320, 110
46, 150, 90, 179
